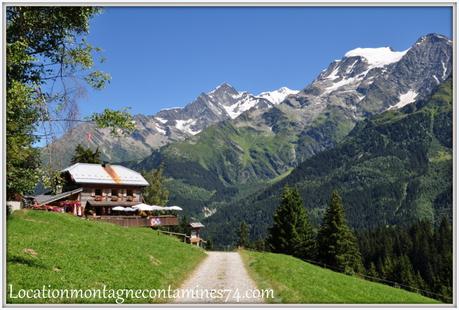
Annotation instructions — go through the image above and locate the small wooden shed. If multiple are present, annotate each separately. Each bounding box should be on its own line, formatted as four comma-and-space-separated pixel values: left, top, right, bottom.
189, 222, 205, 246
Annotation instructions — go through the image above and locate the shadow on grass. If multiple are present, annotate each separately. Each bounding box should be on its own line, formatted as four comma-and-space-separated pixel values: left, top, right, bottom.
8, 255, 48, 269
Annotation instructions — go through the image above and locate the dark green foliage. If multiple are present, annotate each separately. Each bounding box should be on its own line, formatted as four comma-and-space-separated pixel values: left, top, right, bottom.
205, 238, 213, 250
266, 186, 315, 260
316, 191, 363, 274
142, 165, 169, 206
178, 214, 191, 235
71, 144, 101, 164
206, 79, 452, 248
134, 103, 354, 220
7, 7, 134, 198
237, 221, 250, 248
250, 239, 267, 252
6, 7, 101, 199
357, 219, 452, 302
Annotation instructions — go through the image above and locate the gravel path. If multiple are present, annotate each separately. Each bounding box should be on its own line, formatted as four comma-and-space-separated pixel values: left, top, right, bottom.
173, 251, 264, 304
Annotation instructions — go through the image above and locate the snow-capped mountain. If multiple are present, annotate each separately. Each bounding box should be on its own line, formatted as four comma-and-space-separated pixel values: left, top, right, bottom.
149, 83, 297, 136
43, 33, 451, 170
222, 33, 452, 165
43, 83, 297, 166
287, 33, 452, 112
128, 33, 453, 220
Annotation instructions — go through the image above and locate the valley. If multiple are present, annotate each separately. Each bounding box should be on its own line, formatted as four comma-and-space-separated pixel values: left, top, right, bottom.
43, 33, 453, 246
7, 6, 454, 306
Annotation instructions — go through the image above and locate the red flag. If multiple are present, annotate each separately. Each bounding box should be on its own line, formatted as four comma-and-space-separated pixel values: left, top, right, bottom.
86, 132, 92, 142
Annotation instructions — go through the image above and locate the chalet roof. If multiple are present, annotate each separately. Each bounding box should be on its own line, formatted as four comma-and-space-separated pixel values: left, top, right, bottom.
34, 188, 83, 206
61, 163, 149, 187
189, 222, 205, 228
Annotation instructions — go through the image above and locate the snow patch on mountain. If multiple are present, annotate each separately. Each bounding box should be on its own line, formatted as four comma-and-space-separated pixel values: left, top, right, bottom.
160, 107, 182, 111
218, 87, 298, 119
389, 90, 418, 110
175, 119, 200, 135
153, 123, 166, 135
257, 87, 299, 105
155, 117, 168, 124
345, 47, 409, 69
222, 95, 259, 119
324, 76, 359, 94
441, 61, 448, 79
345, 60, 359, 74
326, 66, 340, 80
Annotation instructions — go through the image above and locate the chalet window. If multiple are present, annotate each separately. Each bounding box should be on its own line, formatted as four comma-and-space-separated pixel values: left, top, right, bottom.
95, 189, 102, 196
111, 189, 119, 196
127, 189, 133, 196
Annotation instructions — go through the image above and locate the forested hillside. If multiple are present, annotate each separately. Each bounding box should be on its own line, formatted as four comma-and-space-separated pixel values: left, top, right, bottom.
131, 34, 452, 218
205, 78, 452, 246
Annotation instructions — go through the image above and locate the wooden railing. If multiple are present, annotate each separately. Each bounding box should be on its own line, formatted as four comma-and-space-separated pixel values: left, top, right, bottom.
94, 195, 139, 203
89, 215, 178, 227
155, 229, 207, 247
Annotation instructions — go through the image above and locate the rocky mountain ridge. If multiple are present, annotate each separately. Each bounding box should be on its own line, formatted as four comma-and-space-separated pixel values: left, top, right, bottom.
132, 33, 452, 217
43, 84, 298, 166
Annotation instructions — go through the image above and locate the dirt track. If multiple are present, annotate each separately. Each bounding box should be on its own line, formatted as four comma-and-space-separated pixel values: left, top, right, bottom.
173, 251, 264, 304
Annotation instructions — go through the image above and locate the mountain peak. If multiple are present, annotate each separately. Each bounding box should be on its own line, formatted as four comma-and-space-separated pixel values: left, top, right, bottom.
415, 33, 452, 46
209, 82, 238, 96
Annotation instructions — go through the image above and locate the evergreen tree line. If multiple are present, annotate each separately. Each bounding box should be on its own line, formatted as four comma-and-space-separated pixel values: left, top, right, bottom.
357, 219, 452, 302
236, 185, 452, 302
238, 186, 363, 275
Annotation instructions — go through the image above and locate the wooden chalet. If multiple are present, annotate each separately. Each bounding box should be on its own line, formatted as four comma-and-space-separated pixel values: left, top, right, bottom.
29, 163, 178, 227
60, 162, 148, 215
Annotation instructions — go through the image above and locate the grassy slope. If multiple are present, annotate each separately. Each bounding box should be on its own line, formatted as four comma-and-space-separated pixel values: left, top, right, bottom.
7, 210, 206, 303
241, 250, 439, 304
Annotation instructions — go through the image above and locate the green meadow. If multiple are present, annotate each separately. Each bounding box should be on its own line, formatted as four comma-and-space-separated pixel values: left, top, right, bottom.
7, 210, 206, 304
241, 250, 439, 304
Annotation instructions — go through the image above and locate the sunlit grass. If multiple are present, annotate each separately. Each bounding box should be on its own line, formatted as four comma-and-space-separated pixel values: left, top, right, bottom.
241, 250, 439, 304
7, 210, 206, 304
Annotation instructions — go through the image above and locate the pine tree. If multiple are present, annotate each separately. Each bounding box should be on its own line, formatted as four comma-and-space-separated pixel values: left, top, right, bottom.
367, 262, 378, 279
252, 239, 266, 252
71, 144, 102, 164
237, 221, 250, 248
395, 254, 418, 288
381, 256, 395, 280
205, 238, 213, 250
173, 214, 191, 236
433, 217, 452, 301
267, 186, 315, 259
317, 190, 363, 274
142, 164, 169, 206
409, 221, 435, 288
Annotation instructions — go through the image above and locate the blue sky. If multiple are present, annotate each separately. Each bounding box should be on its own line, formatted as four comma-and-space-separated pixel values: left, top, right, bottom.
79, 6, 452, 117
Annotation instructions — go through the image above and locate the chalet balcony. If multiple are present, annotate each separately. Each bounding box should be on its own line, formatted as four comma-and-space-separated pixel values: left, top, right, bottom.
93, 195, 139, 203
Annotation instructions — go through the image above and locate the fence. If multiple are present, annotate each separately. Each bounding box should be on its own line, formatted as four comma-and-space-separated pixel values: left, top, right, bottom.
89, 215, 178, 227
155, 229, 207, 248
